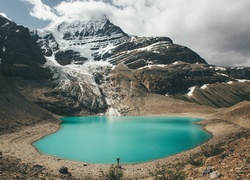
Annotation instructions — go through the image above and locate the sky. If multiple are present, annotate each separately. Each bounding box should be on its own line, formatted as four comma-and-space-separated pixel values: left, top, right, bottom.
0, 0, 250, 67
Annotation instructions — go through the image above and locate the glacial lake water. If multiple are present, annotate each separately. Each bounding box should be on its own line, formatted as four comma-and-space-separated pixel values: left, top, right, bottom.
33, 116, 211, 164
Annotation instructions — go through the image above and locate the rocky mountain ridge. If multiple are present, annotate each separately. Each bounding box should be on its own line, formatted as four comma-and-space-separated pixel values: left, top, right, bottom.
32, 15, 206, 68
0, 15, 47, 79
0, 14, 250, 116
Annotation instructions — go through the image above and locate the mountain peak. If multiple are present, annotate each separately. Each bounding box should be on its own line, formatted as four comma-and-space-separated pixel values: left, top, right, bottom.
45, 14, 108, 32
0, 13, 11, 21
42, 14, 127, 41
34, 15, 129, 63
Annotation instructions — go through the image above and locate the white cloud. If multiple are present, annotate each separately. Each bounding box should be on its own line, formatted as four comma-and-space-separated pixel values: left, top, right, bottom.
54, 1, 114, 22
22, 0, 58, 21
22, 0, 250, 67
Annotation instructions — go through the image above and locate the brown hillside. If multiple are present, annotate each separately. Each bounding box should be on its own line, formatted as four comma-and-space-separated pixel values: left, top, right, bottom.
175, 82, 250, 108
0, 75, 56, 134
216, 101, 250, 129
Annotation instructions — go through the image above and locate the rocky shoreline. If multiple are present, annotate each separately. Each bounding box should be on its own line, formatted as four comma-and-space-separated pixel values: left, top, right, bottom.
0, 106, 249, 179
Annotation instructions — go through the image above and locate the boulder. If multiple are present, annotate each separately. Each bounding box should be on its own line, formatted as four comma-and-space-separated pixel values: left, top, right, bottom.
209, 171, 221, 179
59, 166, 69, 174
203, 166, 214, 175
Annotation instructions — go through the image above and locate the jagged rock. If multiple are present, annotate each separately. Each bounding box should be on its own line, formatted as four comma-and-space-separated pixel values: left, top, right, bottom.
59, 166, 69, 174
34, 16, 129, 65
55, 50, 88, 65
0, 15, 46, 79
209, 171, 221, 179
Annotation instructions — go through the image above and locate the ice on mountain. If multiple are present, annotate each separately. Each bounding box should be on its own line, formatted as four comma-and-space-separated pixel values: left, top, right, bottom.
215, 67, 226, 71
237, 79, 250, 82
201, 84, 209, 90
187, 86, 196, 97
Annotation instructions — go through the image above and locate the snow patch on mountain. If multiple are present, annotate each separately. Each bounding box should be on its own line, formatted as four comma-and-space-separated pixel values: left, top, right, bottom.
187, 86, 196, 97
201, 84, 209, 90
237, 79, 250, 83
215, 67, 227, 71
0, 13, 10, 20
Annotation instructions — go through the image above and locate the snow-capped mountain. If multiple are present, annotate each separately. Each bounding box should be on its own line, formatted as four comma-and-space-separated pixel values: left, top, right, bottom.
32, 15, 206, 68
1, 14, 250, 116
32, 15, 129, 65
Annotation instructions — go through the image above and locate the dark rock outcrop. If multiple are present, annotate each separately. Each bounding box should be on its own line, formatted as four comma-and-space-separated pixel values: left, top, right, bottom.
54, 50, 88, 65
31, 32, 59, 57
225, 67, 250, 79
0, 15, 47, 79
59, 166, 69, 174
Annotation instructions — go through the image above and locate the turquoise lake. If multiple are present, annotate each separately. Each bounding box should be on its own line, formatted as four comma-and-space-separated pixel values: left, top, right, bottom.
33, 116, 211, 164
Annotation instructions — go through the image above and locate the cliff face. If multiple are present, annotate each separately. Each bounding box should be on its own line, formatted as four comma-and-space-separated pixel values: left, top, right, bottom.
0, 15, 47, 79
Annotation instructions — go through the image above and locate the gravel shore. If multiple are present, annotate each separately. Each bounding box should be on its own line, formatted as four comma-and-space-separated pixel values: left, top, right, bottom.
1, 107, 249, 179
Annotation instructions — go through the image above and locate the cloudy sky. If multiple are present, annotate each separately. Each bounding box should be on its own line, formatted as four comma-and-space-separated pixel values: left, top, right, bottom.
1, 0, 250, 67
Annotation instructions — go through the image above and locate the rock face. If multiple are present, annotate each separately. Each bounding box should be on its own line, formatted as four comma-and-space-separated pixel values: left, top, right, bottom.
0, 15, 47, 79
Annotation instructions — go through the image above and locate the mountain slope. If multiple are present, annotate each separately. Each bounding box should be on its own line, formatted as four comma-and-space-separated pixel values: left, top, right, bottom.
0, 75, 55, 134
210, 101, 250, 129
0, 14, 47, 79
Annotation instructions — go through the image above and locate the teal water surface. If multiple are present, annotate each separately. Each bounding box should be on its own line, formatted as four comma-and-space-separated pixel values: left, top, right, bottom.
33, 116, 211, 164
